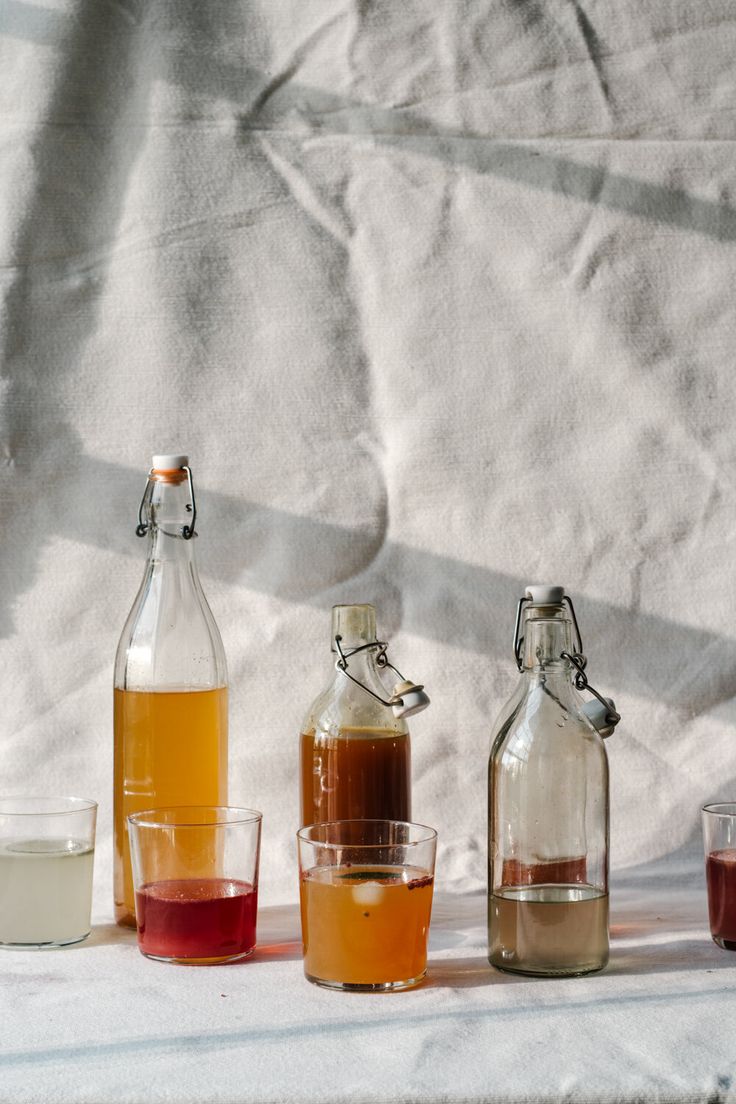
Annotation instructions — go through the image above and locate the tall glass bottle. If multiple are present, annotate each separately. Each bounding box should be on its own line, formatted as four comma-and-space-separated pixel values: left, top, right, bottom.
113, 455, 228, 926
488, 585, 615, 976
300, 604, 417, 827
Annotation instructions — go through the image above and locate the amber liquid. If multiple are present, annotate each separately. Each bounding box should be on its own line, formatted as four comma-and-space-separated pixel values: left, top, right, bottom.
113, 687, 227, 926
300, 728, 410, 827
489, 884, 608, 976
300, 864, 433, 988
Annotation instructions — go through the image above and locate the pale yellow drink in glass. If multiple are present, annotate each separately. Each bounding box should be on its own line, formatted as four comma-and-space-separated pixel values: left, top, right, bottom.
0, 839, 94, 945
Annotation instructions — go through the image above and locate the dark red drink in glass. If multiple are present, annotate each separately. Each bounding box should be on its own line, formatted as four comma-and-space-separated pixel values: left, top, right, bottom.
706, 849, 736, 950
135, 877, 257, 963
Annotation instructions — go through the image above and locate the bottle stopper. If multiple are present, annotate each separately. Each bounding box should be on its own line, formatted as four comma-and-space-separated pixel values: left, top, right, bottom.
152, 454, 188, 471
391, 680, 430, 719
525, 585, 565, 606
582, 697, 618, 739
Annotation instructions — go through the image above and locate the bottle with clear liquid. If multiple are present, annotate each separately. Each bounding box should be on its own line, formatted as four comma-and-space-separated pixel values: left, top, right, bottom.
488, 585, 618, 976
300, 604, 428, 827
113, 455, 228, 926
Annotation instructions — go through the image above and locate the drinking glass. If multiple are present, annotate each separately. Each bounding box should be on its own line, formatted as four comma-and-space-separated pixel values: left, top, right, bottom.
0, 796, 97, 949
703, 803, 736, 950
128, 806, 262, 965
297, 819, 437, 991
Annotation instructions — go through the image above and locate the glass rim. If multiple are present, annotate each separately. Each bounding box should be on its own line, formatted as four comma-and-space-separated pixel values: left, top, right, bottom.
0, 796, 98, 816
702, 802, 736, 818
127, 805, 262, 829
297, 818, 437, 848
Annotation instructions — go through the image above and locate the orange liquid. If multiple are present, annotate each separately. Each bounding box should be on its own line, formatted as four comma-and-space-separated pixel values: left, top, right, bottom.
300, 728, 410, 827
113, 687, 227, 926
300, 864, 433, 987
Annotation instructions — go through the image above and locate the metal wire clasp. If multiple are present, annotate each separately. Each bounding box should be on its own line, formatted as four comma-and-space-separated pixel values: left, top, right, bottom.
513, 592, 583, 671
135, 465, 197, 540
333, 635, 430, 717
561, 651, 621, 732
333, 636, 402, 707
513, 590, 620, 735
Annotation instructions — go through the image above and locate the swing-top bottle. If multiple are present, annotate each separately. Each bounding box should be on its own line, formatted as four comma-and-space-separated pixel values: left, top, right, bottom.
113, 455, 228, 926
300, 603, 428, 826
488, 585, 618, 976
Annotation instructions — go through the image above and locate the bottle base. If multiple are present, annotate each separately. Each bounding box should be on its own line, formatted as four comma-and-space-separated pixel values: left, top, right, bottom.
489, 956, 608, 978
114, 908, 137, 929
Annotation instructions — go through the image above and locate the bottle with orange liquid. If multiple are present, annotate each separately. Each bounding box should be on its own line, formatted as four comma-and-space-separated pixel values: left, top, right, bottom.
300, 604, 429, 828
113, 455, 228, 926
488, 586, 620, 976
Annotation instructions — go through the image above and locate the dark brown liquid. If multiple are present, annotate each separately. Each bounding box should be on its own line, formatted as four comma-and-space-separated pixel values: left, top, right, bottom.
706, 849, 736, 949
300, 728, 410, 827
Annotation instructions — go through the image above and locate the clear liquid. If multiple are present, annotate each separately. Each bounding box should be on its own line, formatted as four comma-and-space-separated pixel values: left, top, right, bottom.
489, 883, 608, 976
0, 839, 94, 946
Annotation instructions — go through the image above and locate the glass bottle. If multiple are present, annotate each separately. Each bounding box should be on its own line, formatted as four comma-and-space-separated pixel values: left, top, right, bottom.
488, 585, 615, 976
113, 455, 228, 926
300, 604, 417, 827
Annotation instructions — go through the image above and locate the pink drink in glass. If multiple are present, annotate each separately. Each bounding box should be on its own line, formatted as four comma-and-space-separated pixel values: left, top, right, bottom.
135, 877, 257, 962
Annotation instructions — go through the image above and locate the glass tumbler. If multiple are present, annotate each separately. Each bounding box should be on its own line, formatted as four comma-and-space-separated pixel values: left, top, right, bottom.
703, 803, 736, 950
128, 806, 262, 965
0, 796, 97, 949
297, 819, 437, 991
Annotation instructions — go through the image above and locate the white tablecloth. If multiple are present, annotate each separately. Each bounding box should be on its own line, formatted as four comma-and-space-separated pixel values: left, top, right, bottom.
1, 853, 731, 1104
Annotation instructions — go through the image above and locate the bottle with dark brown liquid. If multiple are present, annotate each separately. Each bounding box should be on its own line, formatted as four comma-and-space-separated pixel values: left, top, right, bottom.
300, 605, 411, 827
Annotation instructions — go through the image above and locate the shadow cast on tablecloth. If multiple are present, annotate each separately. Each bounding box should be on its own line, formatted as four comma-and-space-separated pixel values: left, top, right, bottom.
426, 937, 736, 989
76, 923, 137, 951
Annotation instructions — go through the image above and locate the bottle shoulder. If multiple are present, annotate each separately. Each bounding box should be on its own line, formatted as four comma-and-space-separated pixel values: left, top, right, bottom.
301, 673, 409, 737
114, 559, 227, 690
490, 678, 608, 765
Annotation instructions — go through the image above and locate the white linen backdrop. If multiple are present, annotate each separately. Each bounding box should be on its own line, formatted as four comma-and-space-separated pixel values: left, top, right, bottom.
1, 0, 735, 911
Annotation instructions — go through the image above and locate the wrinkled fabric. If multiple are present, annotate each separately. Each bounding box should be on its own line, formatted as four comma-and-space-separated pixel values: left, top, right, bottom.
1, 2, 735, 1096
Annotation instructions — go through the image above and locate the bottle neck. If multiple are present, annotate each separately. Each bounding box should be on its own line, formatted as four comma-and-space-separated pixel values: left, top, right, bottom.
522, 613, 573, 677
331, 604, 376, 650
143, 477, 199, 567
335, 643, 384, 685
331, 605, 382, 681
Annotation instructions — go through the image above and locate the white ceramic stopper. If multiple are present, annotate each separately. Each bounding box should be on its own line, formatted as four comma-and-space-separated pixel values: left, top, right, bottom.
152, 454, 188, 470
391, 680, 430, 719
525, 584, 565, 605
583, 697, 617, 739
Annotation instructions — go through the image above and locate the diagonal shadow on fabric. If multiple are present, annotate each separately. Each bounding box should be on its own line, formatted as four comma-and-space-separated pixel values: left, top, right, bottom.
4, 2, 736, 241
0, 451, 725, 722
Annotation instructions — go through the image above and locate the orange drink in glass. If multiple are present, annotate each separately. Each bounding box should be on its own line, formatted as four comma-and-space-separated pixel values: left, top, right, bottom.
297, 820, 437, 991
